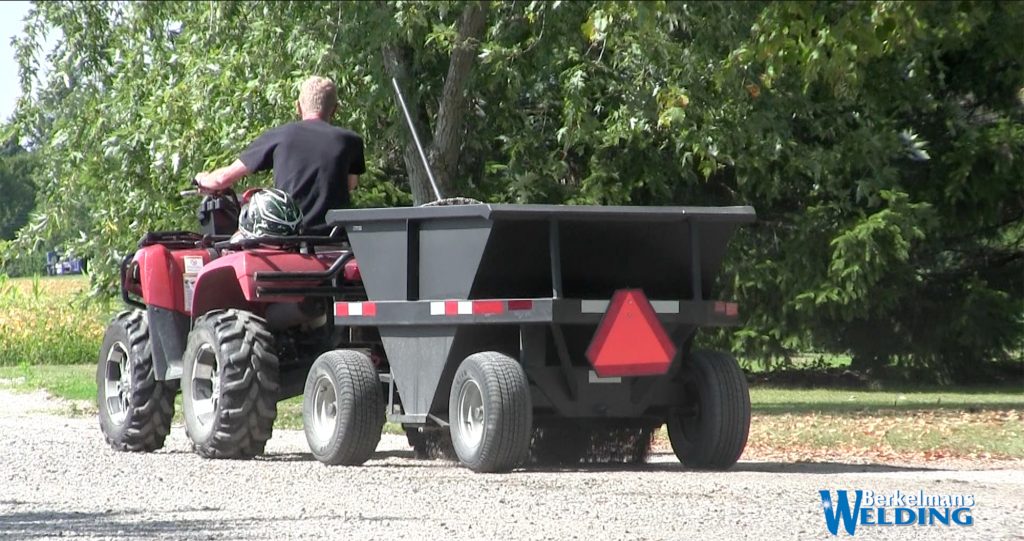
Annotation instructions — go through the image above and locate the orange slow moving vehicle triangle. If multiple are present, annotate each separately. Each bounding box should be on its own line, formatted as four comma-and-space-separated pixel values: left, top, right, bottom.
585, 289, 677, 377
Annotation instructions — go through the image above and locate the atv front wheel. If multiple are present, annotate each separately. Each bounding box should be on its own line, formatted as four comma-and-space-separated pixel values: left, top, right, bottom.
182, 309, 280, 459
96, 310, 177, 452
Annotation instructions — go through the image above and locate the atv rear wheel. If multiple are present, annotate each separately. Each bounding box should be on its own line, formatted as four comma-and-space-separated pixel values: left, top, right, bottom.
303, 349, 384, 465
182, 309, 279, 459
448, 351, 532, 473
666, 350, 750, 469
96, 310, 177, 451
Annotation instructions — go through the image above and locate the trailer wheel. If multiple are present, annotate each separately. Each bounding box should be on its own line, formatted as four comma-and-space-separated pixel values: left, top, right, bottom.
303, 350, 384, 465
448, 352, 532, 473
97, 310, 177, 452
666, 350, 750, 469
182, 309, 279, 459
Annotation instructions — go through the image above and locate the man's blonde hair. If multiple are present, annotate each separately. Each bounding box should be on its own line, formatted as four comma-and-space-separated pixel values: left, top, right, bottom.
298, 76, 338, 117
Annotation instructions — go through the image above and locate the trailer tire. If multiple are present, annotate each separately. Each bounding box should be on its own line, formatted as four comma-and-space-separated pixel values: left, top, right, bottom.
449, 352, 532, 473
97, 310, 177, 452
182, 309, 279, 459
303, 350, 384, 465
666, 350, 750, 469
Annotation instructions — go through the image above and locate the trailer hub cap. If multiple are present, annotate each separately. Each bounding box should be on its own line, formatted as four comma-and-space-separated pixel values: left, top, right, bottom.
190, 344, 221, 427
102, 341, 131, 425
457, 380, 486, 452
310, 376, 338, 443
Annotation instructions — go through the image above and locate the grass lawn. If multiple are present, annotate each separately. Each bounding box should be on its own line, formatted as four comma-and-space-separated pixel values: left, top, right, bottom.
750, 387, 1024, 414
2, 364, 1020, 460
743, 387, 1024, 461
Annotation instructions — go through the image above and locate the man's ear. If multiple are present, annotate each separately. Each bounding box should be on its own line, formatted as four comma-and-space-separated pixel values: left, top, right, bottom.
330, 103, 338, 120
295, 100, 302, 117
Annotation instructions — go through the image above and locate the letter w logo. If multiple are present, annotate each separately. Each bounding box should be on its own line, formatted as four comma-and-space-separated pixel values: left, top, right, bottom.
819, 490, 863, 536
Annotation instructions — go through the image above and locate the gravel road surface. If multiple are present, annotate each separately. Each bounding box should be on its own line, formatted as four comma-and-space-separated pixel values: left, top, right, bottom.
1, 390, 1022, 540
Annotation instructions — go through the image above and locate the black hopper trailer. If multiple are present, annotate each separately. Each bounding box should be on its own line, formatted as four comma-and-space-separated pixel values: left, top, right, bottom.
318, 203, 756, 472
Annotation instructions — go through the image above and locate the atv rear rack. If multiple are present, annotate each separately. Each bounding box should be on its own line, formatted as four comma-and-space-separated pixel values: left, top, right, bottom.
212, 234, 348, 251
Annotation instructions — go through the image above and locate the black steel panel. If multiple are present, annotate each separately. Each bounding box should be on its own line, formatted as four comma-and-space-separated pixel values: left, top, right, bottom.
346, 221, 409, 301
337, 204, 751, 304
418, 217, 493, 299
328, 204, 756, 224
469, 220, 552, 299
378, 326, 457, 416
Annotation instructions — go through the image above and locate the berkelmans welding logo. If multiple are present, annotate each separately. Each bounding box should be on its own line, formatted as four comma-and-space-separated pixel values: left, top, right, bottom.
819, 490, 975, 535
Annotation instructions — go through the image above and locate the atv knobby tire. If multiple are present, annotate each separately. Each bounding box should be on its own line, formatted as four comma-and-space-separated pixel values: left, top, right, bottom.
97, 310, 177, 452
182, 309, 279, 459
303, 349, 384, 465
666, 350, 750, 469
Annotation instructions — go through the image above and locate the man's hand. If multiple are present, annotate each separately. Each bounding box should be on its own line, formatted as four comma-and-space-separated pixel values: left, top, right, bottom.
194, 172, 218, 194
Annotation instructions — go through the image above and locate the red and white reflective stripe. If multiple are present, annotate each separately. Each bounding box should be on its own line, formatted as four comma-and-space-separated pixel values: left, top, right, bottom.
429, 299, 534, 316
334, 302, 377, 317
714, 301, 739, 317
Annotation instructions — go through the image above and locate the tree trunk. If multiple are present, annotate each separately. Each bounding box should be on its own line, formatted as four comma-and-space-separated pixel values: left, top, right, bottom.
382, 2, 489, 205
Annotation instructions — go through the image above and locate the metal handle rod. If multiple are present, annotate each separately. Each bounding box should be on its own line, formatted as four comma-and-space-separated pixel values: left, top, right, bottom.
391, 77, 443, 202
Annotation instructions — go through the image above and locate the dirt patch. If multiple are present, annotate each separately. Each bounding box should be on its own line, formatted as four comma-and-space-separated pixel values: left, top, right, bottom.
0, 387, 95, 418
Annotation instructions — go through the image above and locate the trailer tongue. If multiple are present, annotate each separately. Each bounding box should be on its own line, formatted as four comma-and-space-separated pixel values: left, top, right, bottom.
323, 203, 755, 472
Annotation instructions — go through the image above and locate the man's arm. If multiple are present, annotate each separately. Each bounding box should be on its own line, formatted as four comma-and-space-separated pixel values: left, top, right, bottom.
196, 159, 250, 192
346, 135, 365, 198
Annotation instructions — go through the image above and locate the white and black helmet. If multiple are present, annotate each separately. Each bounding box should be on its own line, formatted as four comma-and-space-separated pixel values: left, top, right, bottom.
236, 188, 303, 238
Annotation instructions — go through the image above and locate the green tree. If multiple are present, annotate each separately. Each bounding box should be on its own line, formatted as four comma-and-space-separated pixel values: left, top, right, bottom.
8, 1, 1023, 380
0, 140, 37, 240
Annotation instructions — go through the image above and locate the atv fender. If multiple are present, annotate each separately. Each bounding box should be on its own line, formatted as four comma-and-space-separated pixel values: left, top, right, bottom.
190, 249, 333, 319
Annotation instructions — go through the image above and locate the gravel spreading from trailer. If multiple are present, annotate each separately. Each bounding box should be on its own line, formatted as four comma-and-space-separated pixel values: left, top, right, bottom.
1, 390, 1022, 540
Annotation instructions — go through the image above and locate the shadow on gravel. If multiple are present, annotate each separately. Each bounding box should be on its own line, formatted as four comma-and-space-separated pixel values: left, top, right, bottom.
516, 458, 938, 475
0, 509, 422, 538
0, 510, 229, 539
251, 449, 420, 463
372, 450, 418, 460
255, 452, 315, 462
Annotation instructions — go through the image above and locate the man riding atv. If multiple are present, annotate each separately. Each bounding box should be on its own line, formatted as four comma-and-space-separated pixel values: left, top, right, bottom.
195, 75, 366, 232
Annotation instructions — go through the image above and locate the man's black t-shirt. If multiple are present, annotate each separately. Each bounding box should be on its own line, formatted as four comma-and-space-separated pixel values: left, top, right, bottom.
239, 119, 366, 230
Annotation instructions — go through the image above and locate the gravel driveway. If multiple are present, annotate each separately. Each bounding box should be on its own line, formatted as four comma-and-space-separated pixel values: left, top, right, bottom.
1, 390, 1022, 540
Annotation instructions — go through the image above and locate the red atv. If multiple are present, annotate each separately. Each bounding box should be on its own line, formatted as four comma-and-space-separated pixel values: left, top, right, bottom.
96, 188, 374, 459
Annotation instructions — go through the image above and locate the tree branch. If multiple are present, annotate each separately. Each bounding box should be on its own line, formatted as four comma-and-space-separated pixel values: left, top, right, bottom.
382, 41, 436, 205
431, 1, 489, 188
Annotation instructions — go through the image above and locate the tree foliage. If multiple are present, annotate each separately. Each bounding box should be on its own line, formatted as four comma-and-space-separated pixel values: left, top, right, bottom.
0, 140, 37, 241
7, 1, 1023, 380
